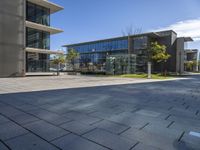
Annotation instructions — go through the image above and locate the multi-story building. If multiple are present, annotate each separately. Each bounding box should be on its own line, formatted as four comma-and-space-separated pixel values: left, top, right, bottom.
63, 30, 193, 74
184, 49, 199, 72
0, 0, 63, 77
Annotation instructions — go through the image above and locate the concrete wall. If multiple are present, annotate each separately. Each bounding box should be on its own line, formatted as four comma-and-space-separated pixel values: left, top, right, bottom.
155, 31, 177, 72
0, 0, 25, 77
176, 38, 185, 74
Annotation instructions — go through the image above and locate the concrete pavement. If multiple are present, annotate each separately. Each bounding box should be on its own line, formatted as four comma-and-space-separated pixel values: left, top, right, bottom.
0, 75, 199, 150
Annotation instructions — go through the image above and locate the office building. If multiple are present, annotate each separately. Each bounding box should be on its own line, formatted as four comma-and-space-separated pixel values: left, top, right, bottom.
0, 0, 63, 77
184, 49, 199, 72
63, 30, 193, 74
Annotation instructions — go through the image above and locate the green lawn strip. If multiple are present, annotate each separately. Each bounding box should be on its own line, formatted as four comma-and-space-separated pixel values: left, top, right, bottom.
114, 73, 174, 79
93, 73, 175, 79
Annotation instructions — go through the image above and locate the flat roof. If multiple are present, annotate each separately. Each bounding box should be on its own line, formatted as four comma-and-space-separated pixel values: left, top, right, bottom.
63, 30, 178, 47
183, 37, 194, 42
27, 0, 64, 14
185, 49, 198, 53
63, 32, 161, 47
26, 21, 63, 35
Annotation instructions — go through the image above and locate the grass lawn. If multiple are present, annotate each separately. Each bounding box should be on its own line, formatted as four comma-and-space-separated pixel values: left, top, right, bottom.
114, 73, 174, 79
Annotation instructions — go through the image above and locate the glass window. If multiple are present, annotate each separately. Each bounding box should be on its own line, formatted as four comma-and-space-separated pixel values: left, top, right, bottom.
68, 39, 128, 54
26, 2, 50, 26
26, 27, 50, 50
133, 36, 148, 49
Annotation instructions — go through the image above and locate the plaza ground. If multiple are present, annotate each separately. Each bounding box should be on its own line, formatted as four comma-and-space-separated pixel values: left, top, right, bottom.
0, 75, 179, 94
0, 75, 199, 150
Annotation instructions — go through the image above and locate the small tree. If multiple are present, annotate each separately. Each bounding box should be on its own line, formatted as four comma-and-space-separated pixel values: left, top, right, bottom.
52, 54, 65, 76
185, 61, 198, 72
66, 48, 79, 71
149, 42, 171, 75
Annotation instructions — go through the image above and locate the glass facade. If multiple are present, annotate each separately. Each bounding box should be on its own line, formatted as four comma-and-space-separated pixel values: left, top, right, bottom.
26, 27, 50, 72
106, 54, 136, 75
66, 30, 180, 73
26, 52, 50, 72
68, 39, 128, 53
26, 2, 51, 72
186, 52, 197, 61
68, 39, 129, 73
67, 36, 161, 73
26, 27, 50, 50
133, 36, 148, 50
132, 36, 148, 72
26, 2, 50, 26
25, 1, 63, 73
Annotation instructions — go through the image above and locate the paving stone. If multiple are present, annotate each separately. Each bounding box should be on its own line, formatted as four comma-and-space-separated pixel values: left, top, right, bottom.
15, 104, 39, 111
169, 121, 200, 132
83, 128, 138, 150
60, 120, 95, 135
0, 102, 9, 108
132, 142, 161, 150
28, 109, 72, 125
122, 127, 181, 150
9, 113, 40, 125
24, 120, 69, 141
92, 120, 130, 134
170, 108, 199, 119
108, 112, 148, 129
168, 115, 200, 127
0, 115, 10, 124
0, 142, 9, 150
5, 133, 59, 150
63, 111, 101, 125
1, 75, 200, 150
89, 111, 118, 119
0, 122, 28, 140
49, 117, 73, 126
135, 109, 161, 117
52, 133, 108, 150
143, 124, 183, 140
0, 106, 25, 117
39, 103, 72, 114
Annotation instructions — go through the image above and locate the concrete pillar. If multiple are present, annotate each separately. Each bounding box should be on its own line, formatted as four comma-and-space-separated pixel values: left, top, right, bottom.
176, 38, 185, 74
0, 0, 25, 77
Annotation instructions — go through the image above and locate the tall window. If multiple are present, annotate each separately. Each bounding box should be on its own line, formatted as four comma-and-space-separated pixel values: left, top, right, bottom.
69, 39, 128, 54
26, 2, 50, 26
133, 36, 148, 49
26, 28, 50, 50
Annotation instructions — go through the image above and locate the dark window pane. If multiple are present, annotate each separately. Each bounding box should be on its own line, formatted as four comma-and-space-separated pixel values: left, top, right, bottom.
133, 36, 148, 49
26, 2, 50, 26
26, 27, 50, 50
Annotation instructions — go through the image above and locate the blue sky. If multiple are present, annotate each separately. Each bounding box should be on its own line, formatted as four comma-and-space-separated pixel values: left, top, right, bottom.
50, 0, 200, 51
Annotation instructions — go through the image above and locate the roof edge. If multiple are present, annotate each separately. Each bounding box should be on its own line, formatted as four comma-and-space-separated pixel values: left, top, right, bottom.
63, 30, 177, 47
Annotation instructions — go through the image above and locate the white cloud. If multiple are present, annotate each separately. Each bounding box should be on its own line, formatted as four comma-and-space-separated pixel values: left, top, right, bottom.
153, 18, 200, 41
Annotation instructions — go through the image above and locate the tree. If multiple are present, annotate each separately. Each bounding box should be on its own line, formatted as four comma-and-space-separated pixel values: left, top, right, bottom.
148, 41, 171, 75
185, 61, 193, 71
185, 60, 198, 72
52, 54, 65, 76
66, 48, 79, 71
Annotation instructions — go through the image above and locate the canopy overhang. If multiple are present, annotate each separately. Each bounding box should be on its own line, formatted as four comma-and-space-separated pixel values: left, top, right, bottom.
25, 47, 64, 55
26, 21, 63, 35
27, 0, 63, 14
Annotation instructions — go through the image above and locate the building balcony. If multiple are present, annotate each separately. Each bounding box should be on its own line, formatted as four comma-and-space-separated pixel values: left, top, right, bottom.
26, 21, 63, 34
25, 47, 64, 55
27, 0, 63, 14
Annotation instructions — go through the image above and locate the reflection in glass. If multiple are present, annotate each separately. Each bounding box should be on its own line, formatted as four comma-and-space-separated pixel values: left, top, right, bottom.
26, 2, 50, 26
26, 27, 50, 50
